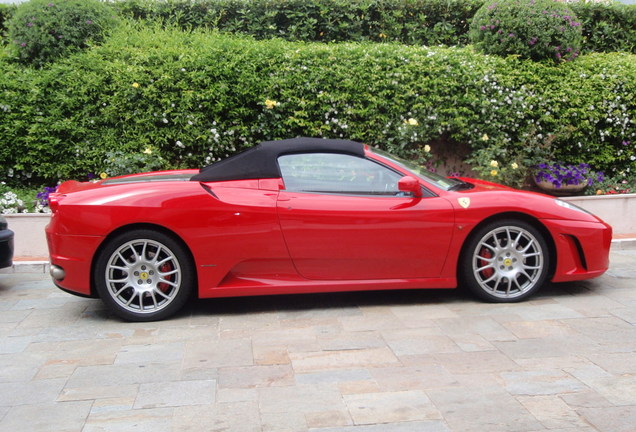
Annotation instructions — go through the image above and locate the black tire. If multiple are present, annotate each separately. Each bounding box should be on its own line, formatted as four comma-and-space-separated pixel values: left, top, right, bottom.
460, 219, 550, 302
94, 229, 194, 321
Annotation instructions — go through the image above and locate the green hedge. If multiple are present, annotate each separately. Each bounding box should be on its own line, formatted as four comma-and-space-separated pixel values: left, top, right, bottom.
111, 0, 636, 54
0, 4, 16, 44
0, 24, 634, 186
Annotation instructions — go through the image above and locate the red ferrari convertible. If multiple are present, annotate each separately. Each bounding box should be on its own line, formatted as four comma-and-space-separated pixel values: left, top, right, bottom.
46, 138, 612, 321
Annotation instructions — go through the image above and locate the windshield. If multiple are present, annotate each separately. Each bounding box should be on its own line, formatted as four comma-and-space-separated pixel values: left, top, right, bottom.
371, 148, 463, 191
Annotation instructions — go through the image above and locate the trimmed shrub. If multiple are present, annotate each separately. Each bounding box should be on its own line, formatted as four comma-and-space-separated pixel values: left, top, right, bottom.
111, 0, 636, 54
470, 0, 582, 63
573, 2, 636, 54
6, 0, 118, 67
0, 24, 634, 187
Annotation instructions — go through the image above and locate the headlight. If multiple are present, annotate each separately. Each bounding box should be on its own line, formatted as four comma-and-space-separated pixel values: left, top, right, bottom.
555, 199, 592, 215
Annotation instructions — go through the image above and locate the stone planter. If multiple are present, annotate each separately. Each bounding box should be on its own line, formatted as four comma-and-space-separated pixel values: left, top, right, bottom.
4, 213, 51, 258
534, 179, 588, 196
4, 193, 636, 258
562, 193, 636, 235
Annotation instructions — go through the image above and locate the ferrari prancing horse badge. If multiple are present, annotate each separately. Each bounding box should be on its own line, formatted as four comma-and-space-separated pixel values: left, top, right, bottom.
458, 197, 471, 209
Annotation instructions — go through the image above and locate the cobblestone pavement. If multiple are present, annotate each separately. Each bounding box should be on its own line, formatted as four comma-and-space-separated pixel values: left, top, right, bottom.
1, 249, 635, 432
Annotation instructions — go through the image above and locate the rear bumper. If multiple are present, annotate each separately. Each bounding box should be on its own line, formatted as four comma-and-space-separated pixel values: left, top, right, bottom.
542, 218, 612, 283
46, 225, 102, 297
0, 229, 14, 269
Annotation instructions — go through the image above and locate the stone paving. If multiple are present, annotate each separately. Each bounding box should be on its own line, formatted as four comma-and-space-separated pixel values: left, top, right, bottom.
0, 249, 635, 432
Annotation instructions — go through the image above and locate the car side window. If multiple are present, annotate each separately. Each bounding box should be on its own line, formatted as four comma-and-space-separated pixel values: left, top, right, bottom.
278, 153, 403, 195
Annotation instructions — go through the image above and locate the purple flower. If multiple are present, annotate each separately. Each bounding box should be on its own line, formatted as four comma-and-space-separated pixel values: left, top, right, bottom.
528, 37, 538, 46
623, 141, 631, 146
47, 2, 54, 6
36, 185, 59, 206
480, 25, 486, 31
535, 163, 604, 189
26, 22, 33, 27
509, 33, 515, 38
20, 42, 26, 47
86, 20, 93, 25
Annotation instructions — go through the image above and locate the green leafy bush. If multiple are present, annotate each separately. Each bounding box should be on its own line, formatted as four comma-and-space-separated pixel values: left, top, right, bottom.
470, 0, 582, 63
6, 0, 118, 67
113, 0, 490, 46
0, 4, 16, 44
0, 24, 634, 187
103, 148, 167, 177
574, 2, 636, 54
111, 0, 636, 54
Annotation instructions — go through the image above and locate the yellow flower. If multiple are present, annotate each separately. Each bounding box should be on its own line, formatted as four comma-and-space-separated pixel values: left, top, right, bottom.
405, 118, 419, 126
424, 144, 431, 153
490, 170, 498, 176
481, 133, 489, 141
265, 99, 278, 109
379, 33, 388, 38
100, 172, 108, 179
511, 162, 519, 169
143, 146, 153, 155
490, 160, 498, 168
132, 82, 140, 88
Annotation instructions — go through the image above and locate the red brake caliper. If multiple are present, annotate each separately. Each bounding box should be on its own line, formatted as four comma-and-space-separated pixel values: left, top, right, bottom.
479, 248, 494, 279
157, 263, 173, 293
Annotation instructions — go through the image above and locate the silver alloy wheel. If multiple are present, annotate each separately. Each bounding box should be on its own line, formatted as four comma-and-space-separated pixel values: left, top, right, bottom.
471, 225, 544, 299
104, 238, 182, 314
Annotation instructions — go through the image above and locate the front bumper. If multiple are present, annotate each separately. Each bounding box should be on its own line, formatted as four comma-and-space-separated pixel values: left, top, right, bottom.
0, 228, 14, 269
542, 218, 612, 283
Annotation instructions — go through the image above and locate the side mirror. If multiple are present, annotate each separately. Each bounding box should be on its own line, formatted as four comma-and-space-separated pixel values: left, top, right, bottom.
398, 176, 422, 198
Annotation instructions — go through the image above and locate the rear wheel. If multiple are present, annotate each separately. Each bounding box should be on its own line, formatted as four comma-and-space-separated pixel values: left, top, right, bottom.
460, 219, 550, 302
95, 229, 194, 321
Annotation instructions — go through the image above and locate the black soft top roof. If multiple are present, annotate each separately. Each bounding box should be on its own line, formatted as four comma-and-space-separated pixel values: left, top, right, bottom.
191, 137, 365, 182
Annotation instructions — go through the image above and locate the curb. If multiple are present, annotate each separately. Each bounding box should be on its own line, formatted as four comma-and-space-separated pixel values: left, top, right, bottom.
3, 238, 635, 275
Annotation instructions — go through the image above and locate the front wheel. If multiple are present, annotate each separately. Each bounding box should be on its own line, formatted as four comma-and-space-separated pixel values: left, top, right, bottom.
460, 219, 550, 302
94, 229, 194, 321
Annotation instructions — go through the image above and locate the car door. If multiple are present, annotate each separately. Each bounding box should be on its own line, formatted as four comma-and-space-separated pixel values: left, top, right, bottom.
276, 153, 455, 281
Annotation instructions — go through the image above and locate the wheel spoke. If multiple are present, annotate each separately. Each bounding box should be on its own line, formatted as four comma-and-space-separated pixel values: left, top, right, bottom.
520, 239, 535, 253
158, 277, 178, 288
476, 262, 494, 272
107, 277, 128, 284
153, 288, 171, 300
113, 283, 132, 296
156, 256, 172, 267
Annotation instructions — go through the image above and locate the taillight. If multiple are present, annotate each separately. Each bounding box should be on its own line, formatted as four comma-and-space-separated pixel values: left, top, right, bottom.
48, 193, 65, 213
